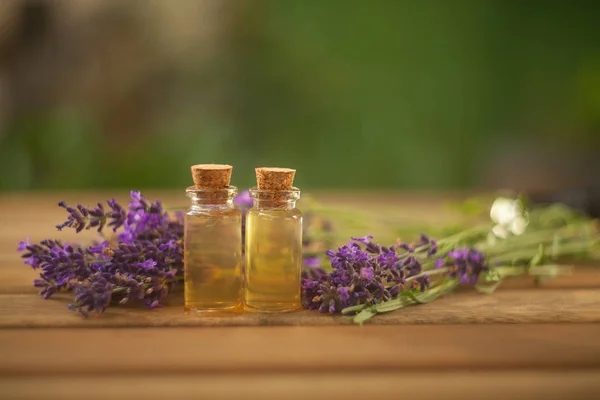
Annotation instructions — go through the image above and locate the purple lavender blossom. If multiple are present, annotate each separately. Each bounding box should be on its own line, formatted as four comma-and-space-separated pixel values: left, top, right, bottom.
338, 286, 350, 302
17, 237, 30, 252
119, 192, 171, 243
360, 267, 374, 281
351, 235, 374, 244
56, 198, 126, 233
415, 274, 431, 292
21, 191, 185, 317
138, 259, 158, 271
420, 233, 438, 256
303, 257, 321, 268
88, 241, 110, 255
434, 257, 445, 269
234, 190, 253, 208
302, 235, 434, 314
68, 273, 114, 317
446, 247, 489, 285
18, 239, 93, 299
69, 268, 174, 317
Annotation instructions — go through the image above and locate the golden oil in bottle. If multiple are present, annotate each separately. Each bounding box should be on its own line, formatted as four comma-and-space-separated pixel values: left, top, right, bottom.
184, 164, 242, 312
244, 167, 302, 312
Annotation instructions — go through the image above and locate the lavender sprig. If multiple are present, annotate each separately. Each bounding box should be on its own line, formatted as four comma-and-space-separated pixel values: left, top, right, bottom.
302, 235, 440, 313
18, 190, 185, 317
56, 199, 126, 233
301, 198, 598, 324
317, 209, 598, 324
19, 238, 93, 298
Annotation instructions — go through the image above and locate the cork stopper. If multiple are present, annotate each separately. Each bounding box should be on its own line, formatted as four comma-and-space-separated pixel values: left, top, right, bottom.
255, 167, 296, 191
191, 164, 232, 189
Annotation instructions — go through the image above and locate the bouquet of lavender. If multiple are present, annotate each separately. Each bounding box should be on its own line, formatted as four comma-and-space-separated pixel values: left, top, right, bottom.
18, 191, 185, 316
302, 198, 599, 324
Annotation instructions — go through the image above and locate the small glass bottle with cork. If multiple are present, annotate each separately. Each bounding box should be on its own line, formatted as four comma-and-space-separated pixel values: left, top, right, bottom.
244, 167, 302, 312
184, 164, 243, 312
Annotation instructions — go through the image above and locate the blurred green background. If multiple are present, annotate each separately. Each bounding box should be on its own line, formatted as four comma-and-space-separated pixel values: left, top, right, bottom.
0, 0, 599, 192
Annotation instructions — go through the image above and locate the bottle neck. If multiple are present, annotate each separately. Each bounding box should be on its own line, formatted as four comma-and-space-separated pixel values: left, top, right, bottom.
249, 187, 300, 210
252, 199, 298, 210
186, 186, 238, 209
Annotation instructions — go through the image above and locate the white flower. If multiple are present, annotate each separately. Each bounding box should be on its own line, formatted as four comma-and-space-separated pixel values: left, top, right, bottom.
489, 197, 529, 238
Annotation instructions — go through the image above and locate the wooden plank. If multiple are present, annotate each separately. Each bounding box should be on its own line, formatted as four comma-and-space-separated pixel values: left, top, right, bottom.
1, 289, 599, 328
3, 264, 600, 295
2, 325, 600, 375
2, 371, 600, 400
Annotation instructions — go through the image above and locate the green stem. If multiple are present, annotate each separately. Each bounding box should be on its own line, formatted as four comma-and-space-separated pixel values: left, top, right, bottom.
437, 224, 492, 247
373, 279, 458, 314
405, 267, 450, 282
492, 238, 598, 264
481, 223, 596, 256
493, 264, 571, 278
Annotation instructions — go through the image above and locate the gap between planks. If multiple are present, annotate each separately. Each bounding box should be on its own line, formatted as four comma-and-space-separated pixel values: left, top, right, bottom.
1, 370, 600, 400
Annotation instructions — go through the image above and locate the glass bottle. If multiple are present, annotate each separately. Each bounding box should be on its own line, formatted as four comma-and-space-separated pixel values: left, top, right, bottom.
244, 187, 302, 312
184, 185, 243, 312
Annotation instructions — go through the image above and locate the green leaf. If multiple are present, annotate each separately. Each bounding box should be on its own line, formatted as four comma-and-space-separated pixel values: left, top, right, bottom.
403, 289, 439, 304
342, 304, 368, 314
374, 297, 414, 313
474, 280, 503, 294
529, 264, 573, 278
353, 307, 377, 325
495, 266, 526, 278
352, 280, 459, 324
481, 267, 502, 282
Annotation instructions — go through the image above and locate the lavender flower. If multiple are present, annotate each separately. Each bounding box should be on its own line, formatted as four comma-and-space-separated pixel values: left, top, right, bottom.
445, 247, 489, 285
302, 235, 433, 314
360, 267, 374, 281
303, 257, 321, 268
234, 190, 253, 208
56, 199, 126, 233
68, 273, 114, 317
18, 239, 93, 298
69, 268, 175, 317
351, 235, 374, 245
17, 237, 30, 252
420, 233, 438, 256
20, 191, 185, 317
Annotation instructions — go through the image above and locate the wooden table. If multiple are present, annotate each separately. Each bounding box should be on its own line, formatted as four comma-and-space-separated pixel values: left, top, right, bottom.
1, 191, 599, 399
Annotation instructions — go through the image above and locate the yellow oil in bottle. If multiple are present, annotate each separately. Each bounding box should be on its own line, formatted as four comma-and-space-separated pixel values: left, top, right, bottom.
184, 207, 242, 311
244, 208, 302, 312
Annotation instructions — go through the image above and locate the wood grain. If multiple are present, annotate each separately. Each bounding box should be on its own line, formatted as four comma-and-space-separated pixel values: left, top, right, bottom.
2, 371, 600, 400
1, 288, 600, 328
2, 325, 600, 376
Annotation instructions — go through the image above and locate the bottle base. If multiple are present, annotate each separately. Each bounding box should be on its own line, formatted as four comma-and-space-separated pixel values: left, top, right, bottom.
243, 303, 301, 313
185, 303, 242, 313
